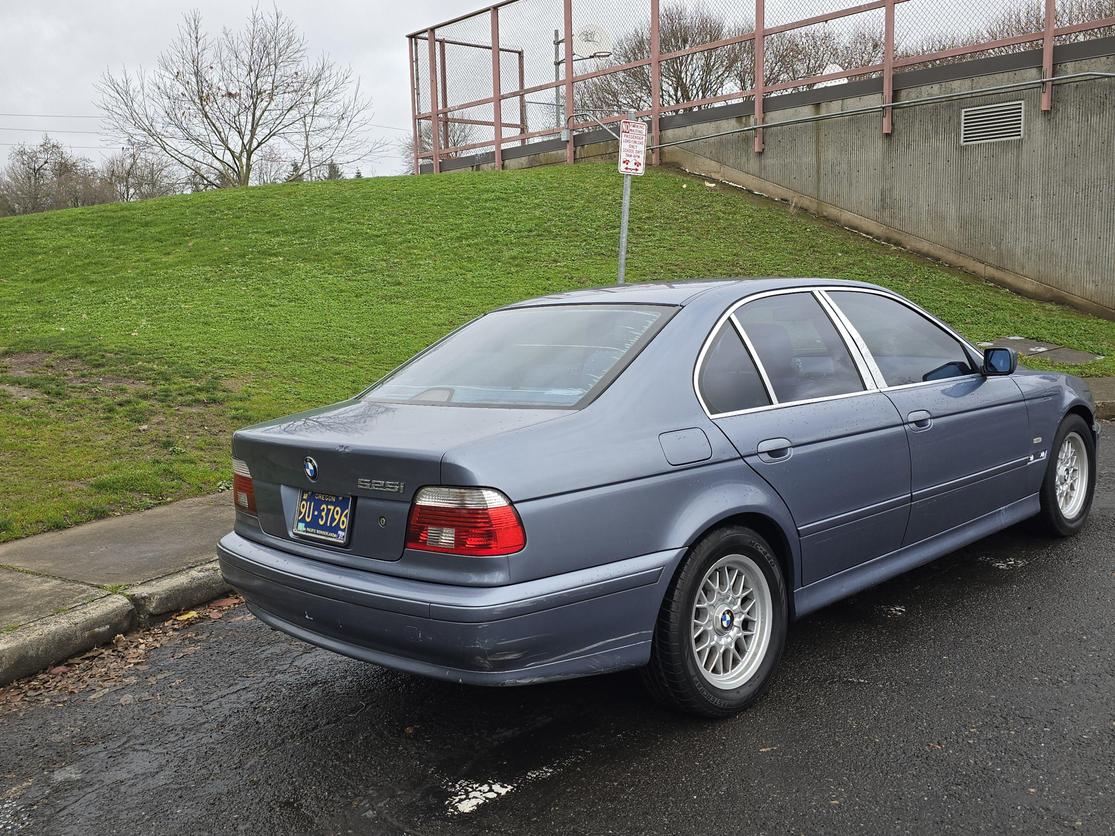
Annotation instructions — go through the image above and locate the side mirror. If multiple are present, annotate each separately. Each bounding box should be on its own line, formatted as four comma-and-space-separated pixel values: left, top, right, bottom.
983, 347, 1018, 376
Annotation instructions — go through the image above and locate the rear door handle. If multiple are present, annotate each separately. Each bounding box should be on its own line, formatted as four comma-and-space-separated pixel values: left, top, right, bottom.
907, 410, 933, 431
756, 437, 793, 462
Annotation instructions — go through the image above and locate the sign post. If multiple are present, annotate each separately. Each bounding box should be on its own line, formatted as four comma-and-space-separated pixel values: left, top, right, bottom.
616, 114, 646, 284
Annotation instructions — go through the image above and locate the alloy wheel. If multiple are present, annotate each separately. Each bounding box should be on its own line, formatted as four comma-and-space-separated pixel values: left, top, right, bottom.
690, 554, 773, 689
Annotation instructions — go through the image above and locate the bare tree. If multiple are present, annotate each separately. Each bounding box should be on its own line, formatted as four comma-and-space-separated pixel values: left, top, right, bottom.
98, 7, 385, 189
0, 138, 57, 215
577, 7, 744, 115
576, 7, 883, 116
758, 25, 883, 91
904, 0, 1114, 61
400, 120, 477, 174
102, 147, 180, 202
251, 146, 291, 184
0, 137, 112, 215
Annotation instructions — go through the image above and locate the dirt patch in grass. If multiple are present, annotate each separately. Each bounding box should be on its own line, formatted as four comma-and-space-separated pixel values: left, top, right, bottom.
1, 352, 51, 376
89, 375, 151, 390
1, 352, 150, 391
0, 384, 42, 399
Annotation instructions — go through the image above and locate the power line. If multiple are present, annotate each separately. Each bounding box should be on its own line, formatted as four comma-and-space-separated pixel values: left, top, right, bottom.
0, 126, 106, 135
0, 112, 101, 119
0, 141, 109, 148
1, 113, 412, 133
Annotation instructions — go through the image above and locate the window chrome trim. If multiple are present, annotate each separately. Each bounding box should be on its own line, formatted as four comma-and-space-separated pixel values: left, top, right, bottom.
693, 286, 879, 420
694, 284, 987, 420
727, 314, 776, 406
701, 387, 880, 420
818, 288, 984, 393
810, 290, 876, 391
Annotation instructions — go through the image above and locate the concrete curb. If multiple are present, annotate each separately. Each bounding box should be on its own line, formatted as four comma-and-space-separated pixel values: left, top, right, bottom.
126, 560, 231, 624
0, 559, 229, 687
0, 595, 136, 687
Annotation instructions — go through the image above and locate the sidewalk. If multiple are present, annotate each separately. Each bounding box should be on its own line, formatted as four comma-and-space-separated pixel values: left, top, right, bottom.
0, 494, 233, 686
1092, 378, 1115, 420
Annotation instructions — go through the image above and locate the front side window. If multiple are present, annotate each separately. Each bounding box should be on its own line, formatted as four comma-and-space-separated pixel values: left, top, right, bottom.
366, 304, 670, 408
697, 323, 771, 415
734, 293, 865, 403
828, 292, 977, 387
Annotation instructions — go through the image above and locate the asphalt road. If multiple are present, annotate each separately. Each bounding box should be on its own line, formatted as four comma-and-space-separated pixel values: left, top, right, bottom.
3, 430, 1113, 836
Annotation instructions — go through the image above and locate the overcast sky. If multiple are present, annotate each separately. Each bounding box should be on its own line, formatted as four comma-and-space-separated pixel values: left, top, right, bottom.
0, 1, 467, 176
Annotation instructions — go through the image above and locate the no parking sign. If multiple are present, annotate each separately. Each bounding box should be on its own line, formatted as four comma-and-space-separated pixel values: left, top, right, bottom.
618, 119, 647, 176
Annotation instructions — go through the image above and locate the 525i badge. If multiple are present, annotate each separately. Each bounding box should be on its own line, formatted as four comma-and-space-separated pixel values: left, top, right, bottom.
357, 478, 405, 494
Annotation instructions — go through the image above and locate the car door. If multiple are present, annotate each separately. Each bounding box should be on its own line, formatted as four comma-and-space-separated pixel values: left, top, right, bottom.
698, 290, 912, 586
824, 290, 1033, 545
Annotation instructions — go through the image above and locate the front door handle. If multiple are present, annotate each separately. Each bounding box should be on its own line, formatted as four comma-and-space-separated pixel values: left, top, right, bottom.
907, 410, 933, 431
756, 437, 793, 462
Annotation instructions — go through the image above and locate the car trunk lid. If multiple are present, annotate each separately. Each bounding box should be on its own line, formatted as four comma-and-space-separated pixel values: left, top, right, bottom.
232, 397, 568, 562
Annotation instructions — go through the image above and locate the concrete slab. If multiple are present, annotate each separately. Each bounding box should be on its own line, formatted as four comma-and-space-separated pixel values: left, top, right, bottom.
981, 336, 1062, 355
1091, 378, 1115, 420
1091, 378, 1115, 400
1039, 347, 1105, 365
0, 568, 104, 630
981, 337, 1101, 365
0, 493, 233, 586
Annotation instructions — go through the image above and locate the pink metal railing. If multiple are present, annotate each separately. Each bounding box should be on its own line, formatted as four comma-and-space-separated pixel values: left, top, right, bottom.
409, 0, 1115, 173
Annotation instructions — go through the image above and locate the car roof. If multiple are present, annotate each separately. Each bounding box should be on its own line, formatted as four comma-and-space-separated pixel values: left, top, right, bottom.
502, 277, 885, 309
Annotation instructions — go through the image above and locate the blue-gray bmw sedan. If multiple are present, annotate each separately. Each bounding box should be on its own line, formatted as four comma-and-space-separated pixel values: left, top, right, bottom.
218, 279, 1099, 716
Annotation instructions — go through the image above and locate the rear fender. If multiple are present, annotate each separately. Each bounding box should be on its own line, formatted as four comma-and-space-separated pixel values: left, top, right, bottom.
657, 465, 802, 607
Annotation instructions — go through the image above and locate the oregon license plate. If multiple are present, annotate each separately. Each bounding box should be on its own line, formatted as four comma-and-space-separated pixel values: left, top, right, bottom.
294, 491, 353, 545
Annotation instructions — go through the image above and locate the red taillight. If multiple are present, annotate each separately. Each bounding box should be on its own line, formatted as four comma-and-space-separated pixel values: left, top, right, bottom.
405, 487, 525, 556
232, 458, 256, 515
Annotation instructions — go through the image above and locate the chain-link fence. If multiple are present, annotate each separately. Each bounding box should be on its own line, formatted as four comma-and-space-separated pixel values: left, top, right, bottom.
408, 0, 1115, 171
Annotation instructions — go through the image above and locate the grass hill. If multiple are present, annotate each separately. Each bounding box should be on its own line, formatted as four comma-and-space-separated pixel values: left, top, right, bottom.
0, 163, 1112, 542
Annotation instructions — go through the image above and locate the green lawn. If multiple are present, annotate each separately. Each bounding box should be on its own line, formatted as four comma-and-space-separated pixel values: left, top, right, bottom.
0, 163, 1112, 542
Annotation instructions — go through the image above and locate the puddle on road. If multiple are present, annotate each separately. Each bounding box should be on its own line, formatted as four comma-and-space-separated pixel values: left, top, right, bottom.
444, 766, 558, 815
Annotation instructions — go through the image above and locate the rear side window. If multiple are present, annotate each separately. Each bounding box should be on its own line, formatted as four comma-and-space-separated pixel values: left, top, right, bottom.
698, 324, 771, 415
828, 292, 977, 386
735, 293, 864, 403
366, 304, 671, 408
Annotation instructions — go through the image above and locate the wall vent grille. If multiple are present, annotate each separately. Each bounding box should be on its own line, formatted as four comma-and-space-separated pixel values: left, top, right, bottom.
961, 101, 1025, 145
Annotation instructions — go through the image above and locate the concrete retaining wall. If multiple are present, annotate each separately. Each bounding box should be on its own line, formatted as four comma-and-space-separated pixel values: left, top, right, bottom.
435, 39, 1115, 318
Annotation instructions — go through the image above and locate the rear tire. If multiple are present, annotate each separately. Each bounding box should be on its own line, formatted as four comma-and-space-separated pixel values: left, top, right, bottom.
642, 525, 787, 718
1033, 413, 1096, 537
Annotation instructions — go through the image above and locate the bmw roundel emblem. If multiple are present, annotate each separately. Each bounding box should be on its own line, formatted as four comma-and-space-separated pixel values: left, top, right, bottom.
720, 610, 734, 630
303, 456, 318, 482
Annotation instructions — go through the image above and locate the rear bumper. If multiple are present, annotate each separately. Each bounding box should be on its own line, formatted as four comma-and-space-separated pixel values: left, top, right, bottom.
217, 532, 684, 685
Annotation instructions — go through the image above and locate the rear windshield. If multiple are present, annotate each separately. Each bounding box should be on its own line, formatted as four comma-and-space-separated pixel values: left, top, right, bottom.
366, 304, 672, 408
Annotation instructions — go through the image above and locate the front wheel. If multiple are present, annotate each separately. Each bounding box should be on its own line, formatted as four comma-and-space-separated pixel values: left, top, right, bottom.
642, 525, 787, 718
1033, 413, 1097, 537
